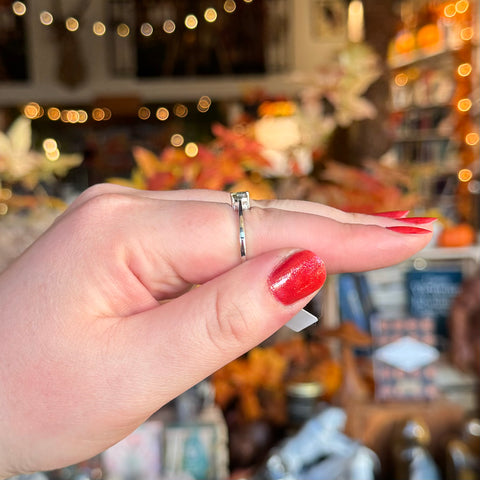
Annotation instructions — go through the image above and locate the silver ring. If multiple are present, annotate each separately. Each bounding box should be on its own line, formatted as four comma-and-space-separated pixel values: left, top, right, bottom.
230, 191, 250, 262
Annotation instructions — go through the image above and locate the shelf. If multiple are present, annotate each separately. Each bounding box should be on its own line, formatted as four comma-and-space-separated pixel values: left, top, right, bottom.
388, 48, 456, 69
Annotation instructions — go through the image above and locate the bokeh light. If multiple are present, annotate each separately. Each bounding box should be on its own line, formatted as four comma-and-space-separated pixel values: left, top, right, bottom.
42, 138, 58, 153
465, 132, 479, 146
116, 23, 130, 37
23, 102, 41, 119
170, 134, 185, 147
12, 1, 26, 16
140, 22, 153, 36
156, 107, 169, 120
460, 27, 473, 41
458, 169, 473, 182
40, 10, 54, 25
163, 19, 176, 33
224, 0, 237, 13
455, 0, 469, 13
138, 107, 151, 120
66, 17, 79, 32
185, 14, 198, 29
457, 98, 472, 112
92, 108, 106, 121
185, 142, 199, 157
394, 73, 408, 86
93, 21, 106, 36
457, 63, 472, 77
47, 107, 61, 121
443, 3, 456, 17
174, 104, 188, 118
204, 8, 218, 22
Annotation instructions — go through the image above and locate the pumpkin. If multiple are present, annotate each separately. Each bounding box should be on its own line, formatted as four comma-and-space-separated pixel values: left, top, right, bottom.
437, 223, 476, 247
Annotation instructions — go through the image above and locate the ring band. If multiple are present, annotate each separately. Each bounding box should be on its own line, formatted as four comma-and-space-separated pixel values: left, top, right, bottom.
230, 191, 250, 262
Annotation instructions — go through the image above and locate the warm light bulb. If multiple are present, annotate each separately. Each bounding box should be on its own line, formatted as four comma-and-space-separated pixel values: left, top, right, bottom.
138, 107, 151, 120
40, 10, 54, 25
163, 19, 176, 33
116, 23, 130, 37
93, 21, 106, 36
458, 169, 473, 182
204, 8, 218, 22
465, 132, 479, 146
457, 98, 472, 112
12, 1, 26, 16
66, 17, 79, 32
185, 142, 199, 157
224, 0, 237, 13
156, 107, 169, 121
140, 22, 153, 36
170, 134, 185, 147
457, 63, 472, 77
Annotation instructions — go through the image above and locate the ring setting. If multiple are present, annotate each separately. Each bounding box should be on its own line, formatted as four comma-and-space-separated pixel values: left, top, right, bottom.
230, 191, 250, 262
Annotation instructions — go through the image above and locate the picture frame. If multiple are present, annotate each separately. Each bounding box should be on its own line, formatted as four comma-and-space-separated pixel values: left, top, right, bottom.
163, 423, 218, 480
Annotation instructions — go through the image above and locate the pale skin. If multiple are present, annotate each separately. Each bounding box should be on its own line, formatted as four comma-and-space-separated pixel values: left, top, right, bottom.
0, 184, 433, 477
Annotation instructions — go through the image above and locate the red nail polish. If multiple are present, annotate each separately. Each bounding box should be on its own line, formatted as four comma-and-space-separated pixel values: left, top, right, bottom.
268, 250, 326, 306
400, 217, 437, 225
371, 210, 410, 218
386, 226, 431, 234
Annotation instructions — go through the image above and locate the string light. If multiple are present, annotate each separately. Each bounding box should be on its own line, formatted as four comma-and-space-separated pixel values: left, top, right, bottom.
444, 3, 456, 17
12, 1, 26, 16
116, 23, 130, 37
93, 21, 106, 36
23, 102, 42, 119
39, 11, 54, 26
204, 8, 218, 22
173, 104, 188, 118
458, 168, 473, 182
47, 107, 61, 121
65, 17, 79, 32
455, 0, 469, 13
92, 108, 106, 121
457, 63, 472, 76
184, 14, 198, 29
185, 142, 199, 157
460, 27, 473, 41
394, 72, 408, 86
156, 107, 169, 120
465, 132, 479, 146
140, 22, 153, 36
163, 19, 176, 33
224, 0, 237, 13
170, 134, 184, 147
457, 98, 472, 112
138, 107, 151, 120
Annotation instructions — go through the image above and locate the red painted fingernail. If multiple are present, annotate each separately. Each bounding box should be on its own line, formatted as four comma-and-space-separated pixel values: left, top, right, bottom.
386, 226, 432, 234
268, 250, 327, 306
401, 217, 437, 225
371, 210, 410, 218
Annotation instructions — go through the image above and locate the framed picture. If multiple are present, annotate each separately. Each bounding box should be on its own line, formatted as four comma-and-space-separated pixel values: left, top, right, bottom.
163, 423, 218, 480
310, 0, 348, 40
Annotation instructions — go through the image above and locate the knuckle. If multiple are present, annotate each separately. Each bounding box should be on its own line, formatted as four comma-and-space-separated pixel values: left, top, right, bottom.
207, 289, 253, 353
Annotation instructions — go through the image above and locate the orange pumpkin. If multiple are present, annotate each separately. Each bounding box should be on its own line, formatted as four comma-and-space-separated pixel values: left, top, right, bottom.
437, 223, 477, 247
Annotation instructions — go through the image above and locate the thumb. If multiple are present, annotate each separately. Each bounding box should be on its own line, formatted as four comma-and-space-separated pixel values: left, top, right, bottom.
123, 249, 326, 405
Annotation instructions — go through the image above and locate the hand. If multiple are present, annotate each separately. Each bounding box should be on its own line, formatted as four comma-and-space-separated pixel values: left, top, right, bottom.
0, 185, 433, 476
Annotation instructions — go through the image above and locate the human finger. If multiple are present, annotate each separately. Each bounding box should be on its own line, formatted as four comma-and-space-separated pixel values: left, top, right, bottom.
118, 248, 327, 409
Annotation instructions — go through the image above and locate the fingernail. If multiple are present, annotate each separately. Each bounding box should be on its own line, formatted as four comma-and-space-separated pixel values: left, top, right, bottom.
268, 250, 327, 306
371, 210, 409, 218
386, 226, 432, 234
400, 217, 437, 225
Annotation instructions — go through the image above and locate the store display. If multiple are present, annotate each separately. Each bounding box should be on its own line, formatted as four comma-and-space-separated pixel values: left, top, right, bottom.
0, 1, 478, 479
371, 317, 439, 401
392, 417, 441, 480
